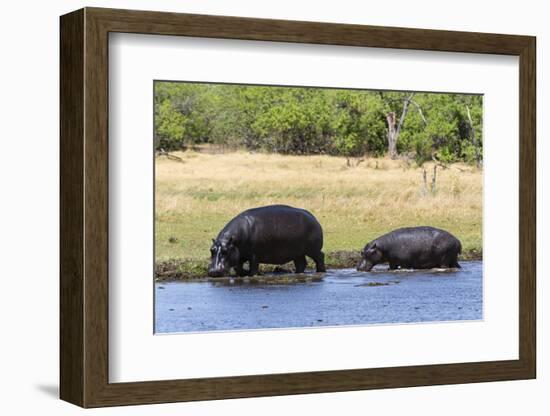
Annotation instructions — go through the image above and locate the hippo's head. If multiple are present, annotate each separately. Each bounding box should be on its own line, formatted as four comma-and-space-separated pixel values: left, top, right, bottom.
208, 237, 240, 277
357, 242, 383, 272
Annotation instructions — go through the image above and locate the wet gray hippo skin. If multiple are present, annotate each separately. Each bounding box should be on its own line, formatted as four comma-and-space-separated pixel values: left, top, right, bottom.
357, 226, 462, 271
208, 204, 326, 277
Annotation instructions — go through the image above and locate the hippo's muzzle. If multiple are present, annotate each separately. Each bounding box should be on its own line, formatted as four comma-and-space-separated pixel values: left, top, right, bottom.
356, 258, 374, 272
207, 268, 227, 278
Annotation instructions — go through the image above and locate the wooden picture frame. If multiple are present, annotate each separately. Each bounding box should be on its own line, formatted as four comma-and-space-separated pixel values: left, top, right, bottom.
60, 7, 536, 408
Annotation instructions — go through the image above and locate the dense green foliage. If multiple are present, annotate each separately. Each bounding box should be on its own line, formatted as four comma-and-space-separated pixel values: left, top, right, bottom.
154, 82, 483, 164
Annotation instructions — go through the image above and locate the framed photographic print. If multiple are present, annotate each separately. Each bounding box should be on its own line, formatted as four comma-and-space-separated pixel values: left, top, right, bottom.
60, 7, 536, 408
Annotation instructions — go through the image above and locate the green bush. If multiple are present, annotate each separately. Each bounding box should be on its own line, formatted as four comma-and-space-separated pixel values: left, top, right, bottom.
154, 82, 483, 164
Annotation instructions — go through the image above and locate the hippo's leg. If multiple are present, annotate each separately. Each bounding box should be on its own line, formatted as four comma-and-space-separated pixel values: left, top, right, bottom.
235, 262, 248, 277
451, 252, 461, 268
308, 250, 326, 273
441, 252, 460, 269
446, 256, 461, 269
389, 262, 398, 270
294, 256, 307, 273
248, 255, 260, 276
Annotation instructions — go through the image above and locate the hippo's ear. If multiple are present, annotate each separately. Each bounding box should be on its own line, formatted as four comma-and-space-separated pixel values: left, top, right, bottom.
227, 236, 234, 246
212, 239, 216, 245
371, 242, 377, 250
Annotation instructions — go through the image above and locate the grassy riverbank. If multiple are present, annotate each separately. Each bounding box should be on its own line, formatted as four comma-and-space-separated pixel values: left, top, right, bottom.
155, 150, 482, 280
155, 249, 482, 281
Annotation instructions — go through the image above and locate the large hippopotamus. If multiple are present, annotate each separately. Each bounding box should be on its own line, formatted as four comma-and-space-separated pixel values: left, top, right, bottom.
357, 226, 462, 271
208, 205, 326, 277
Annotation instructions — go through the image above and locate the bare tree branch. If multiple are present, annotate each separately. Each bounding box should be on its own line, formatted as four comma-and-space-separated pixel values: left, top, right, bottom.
386, 93, 415, 159
395, 93, 415, 137
465, 104, 482, 168
410, 100, 428, 126
431, 152, 448, 169
156, 148, 184, 162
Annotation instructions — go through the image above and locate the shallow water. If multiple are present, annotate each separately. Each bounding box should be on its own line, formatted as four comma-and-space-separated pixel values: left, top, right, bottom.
155, 261, 482, 333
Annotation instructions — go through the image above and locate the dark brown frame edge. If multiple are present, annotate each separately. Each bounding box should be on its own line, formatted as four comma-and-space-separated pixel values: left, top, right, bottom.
60, 7, 536, 408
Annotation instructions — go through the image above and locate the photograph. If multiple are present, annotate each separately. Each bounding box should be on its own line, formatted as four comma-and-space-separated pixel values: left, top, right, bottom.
51, 4, 539, 409
153, 81, 484, 333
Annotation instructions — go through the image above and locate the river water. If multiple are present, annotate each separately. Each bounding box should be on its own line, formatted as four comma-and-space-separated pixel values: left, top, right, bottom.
155, 261, 482, 333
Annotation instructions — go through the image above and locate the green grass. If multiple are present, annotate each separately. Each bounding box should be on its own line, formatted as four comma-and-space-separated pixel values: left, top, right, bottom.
155, 150, 482, 278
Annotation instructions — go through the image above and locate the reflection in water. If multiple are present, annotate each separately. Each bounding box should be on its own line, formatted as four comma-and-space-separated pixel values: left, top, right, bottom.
155, 261, 482, 333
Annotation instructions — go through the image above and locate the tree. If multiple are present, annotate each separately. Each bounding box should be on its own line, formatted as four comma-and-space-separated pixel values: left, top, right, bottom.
252, 87, 334, 154
153, 82, 483, 165
381, 92, 415, 159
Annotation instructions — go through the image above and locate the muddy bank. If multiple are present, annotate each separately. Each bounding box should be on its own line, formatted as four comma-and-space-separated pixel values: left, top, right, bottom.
155, 248, 482, 281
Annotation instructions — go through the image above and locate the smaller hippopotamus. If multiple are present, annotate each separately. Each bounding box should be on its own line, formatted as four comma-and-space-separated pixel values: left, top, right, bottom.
357, 226, 462, 271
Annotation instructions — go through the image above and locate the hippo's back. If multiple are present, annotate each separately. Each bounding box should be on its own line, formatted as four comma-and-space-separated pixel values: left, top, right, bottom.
382, 226, 461, 256
242, 204, 318, 223
238, 205, 323, 263
387, 225, 455, 238
241, 205, 322, 238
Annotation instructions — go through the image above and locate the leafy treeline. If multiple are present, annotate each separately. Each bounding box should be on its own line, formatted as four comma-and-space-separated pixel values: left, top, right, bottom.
154, 82, 483, 165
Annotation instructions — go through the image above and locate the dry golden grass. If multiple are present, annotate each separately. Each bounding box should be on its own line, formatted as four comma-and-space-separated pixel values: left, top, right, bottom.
155, 150, 482, 262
